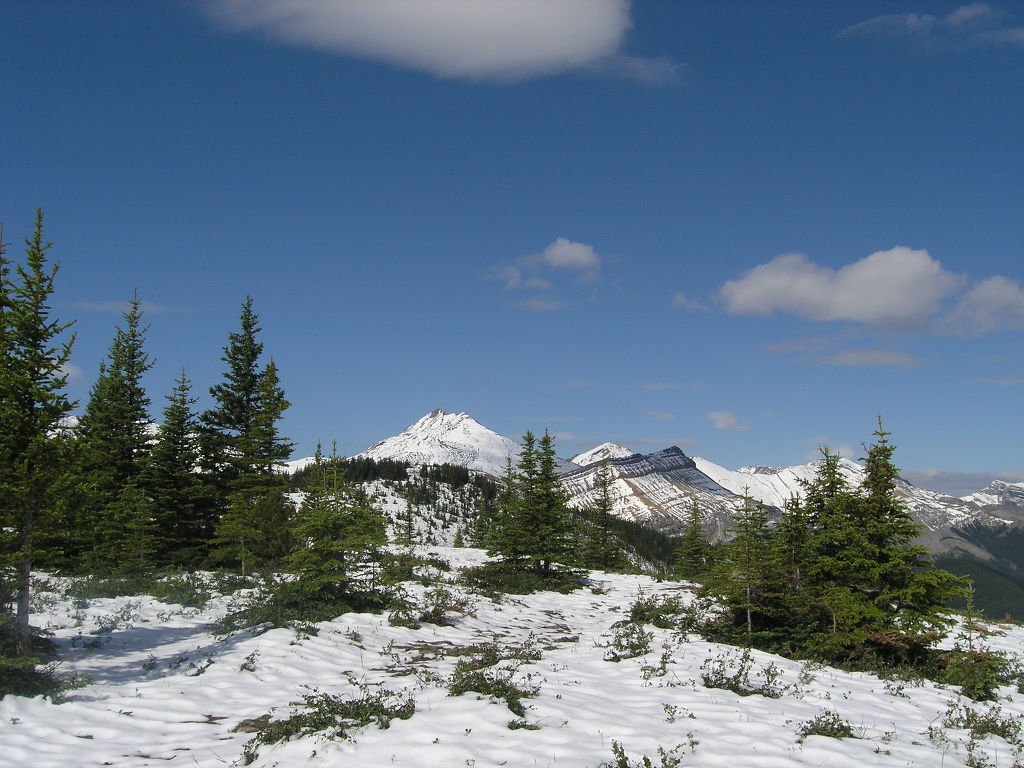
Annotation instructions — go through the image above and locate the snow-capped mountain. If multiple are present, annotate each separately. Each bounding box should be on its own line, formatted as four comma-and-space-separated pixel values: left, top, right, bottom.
562, 447, 744, 540
291, 409, 1000, 545
357, 409, 522, 477
570, 442, 637, 467
695, 456, 978, 531
962, 480, 1024, 522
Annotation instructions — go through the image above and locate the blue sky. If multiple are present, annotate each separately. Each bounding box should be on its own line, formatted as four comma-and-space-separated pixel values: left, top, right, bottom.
2, 1, 1022, 494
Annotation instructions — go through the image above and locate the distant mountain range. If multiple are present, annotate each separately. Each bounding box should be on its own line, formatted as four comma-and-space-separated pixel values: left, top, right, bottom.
288, 409, 1024, 614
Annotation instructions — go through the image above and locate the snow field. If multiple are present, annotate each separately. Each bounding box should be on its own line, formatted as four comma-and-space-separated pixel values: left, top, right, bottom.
2, 547, 1022, 768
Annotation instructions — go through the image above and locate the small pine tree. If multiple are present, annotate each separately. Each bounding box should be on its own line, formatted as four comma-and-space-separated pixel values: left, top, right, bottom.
582, 461, 628, 572
674, 500, 708, 582
283, 442, 387, 611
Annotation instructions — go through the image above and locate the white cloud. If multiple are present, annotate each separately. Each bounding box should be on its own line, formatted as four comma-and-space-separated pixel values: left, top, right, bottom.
948, 275, 1024, 335
645, 410, 675, 421
75, 299, 182, 314
199, 0, 678, 82
60, 362, 84, 383
497, 237, 605, 310
539, 237, 601, 273
810, 347, 925, 368
707, 411, 746, 431
841, 3, 1024, 49
672, 292, 707, 311
719, 247, 963, 328
516, 296, 561, 312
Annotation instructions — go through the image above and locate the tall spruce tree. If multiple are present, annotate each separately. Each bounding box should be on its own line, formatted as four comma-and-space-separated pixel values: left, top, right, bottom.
201, 295, 264, 489
206, 300, 295, 572
582, 460, 627, 572
0, 211, 75, 659
674, 500, 708, 582
75, 292, 154, 572
146, 371, 214, 566
488, 431, 576, 576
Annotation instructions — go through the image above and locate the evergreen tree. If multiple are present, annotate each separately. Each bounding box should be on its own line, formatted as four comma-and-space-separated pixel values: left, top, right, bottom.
0, 211, 75, 657
205, 299, 295, 573
146, 371, 214, 566
674, 500, 708, 582
488, 431, 577, 576
282, 441, 387, 611
75, 292, 154, 571
708, 493, 784, 642
201, 295, 263, 489
582, 461, 627, 572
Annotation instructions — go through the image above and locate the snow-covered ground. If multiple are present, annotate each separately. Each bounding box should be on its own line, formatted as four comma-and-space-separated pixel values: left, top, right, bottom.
4, 548, 1023, 768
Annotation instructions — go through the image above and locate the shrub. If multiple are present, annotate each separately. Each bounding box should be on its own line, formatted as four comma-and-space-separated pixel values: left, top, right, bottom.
796, 710, 856, 742
447, 661, 539, 717
699, 648, 785, 698
460, 561, 581, 596
239, 685, 414, 764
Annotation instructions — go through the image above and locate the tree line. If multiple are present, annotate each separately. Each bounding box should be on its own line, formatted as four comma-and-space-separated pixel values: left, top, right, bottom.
0, 212, 321, 685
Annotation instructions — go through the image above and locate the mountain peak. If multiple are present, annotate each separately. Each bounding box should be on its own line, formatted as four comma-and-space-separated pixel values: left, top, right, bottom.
571, 442, 636, 467
358, 410, 518, 476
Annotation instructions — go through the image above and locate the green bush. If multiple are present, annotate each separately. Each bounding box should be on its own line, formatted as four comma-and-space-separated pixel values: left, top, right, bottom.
797, 710, 856, 742
448, 660, 539, 717
460, 561, 581, 596
239, 685, 415, 764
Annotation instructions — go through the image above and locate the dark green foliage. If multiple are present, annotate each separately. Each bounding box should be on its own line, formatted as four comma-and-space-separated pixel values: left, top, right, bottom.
206, 299, 295, 573
289, 456, 411, 488
937, 588, 1020, 701
74, 292, 154, 572
461, 560, 581, 596
286, 444, 387, 595
240, 686, 415, 763
487, 431, 580, 583
448, 658, 539, 716
145, 372, 216, 566
673, 500, 708, 582
580, 461, 629, 572
702, 423, 967, 672
0, 211, 76, 657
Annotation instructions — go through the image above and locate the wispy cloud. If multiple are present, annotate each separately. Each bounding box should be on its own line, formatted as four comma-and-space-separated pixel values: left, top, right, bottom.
840, 3, 1024, 51
499, 237, 607, 311
969, 375, 1024, 386
60, 362, 84, 383
198, 0, 679, 83
623, 436, 697, 448
672, 291, 707, 311
645, 410, 675, 421
902, 468, 1024, 496
564, 379, 594, 389
707, 411, 747, 431
640, 381, 704, 391
75, 299, 183, 314
811, 348, 926, 368
516, 296, 562, 312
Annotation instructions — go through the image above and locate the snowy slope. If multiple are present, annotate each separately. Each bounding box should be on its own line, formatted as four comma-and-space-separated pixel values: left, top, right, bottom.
358, 409, 520, 477
695, 455, 979, 531
7, 551, 1024, 768
962, 480, 1024, 522
571, 442, 637, 467
563, 447, 743, 539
